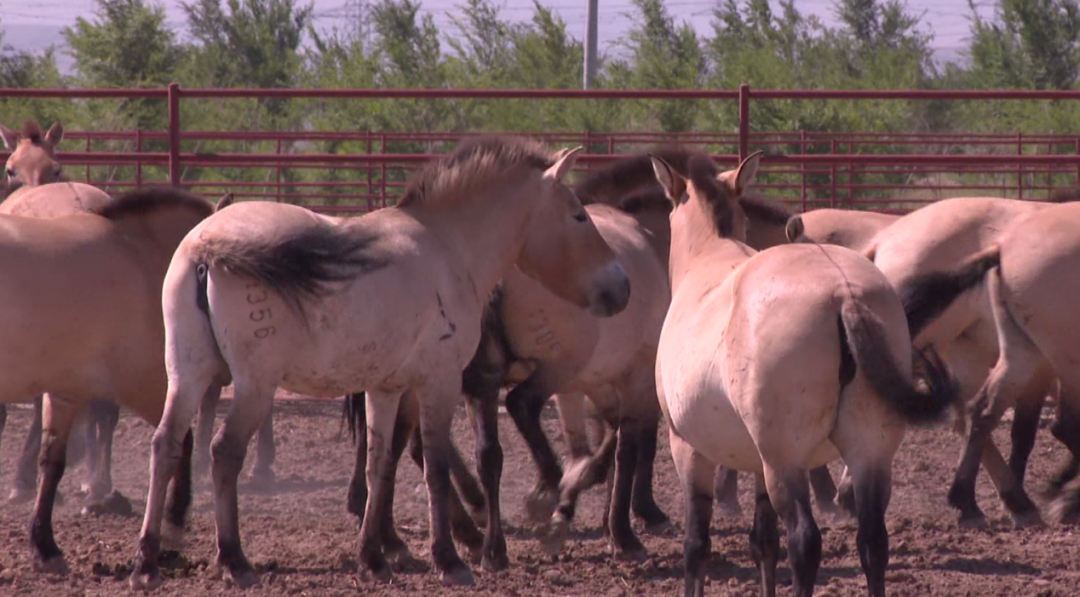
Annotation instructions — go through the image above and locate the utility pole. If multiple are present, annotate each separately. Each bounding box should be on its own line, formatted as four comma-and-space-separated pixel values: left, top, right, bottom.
584, 0, 598, 89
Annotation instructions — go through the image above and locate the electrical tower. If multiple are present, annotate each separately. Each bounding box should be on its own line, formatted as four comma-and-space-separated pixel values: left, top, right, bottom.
584, 0, 598, 89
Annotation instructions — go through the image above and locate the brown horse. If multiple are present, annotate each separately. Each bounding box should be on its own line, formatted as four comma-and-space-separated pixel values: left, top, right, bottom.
1, 119, 65, 188
648, 151, 1000, 597
0, 187, 214, 574
130, 136, 631, 591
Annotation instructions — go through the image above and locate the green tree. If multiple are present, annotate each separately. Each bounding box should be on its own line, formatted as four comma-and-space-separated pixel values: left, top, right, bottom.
966, 0, 1080, 90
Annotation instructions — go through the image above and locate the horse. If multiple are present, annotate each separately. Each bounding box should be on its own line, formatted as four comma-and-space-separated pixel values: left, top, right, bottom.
944, 201, 1080, 527
129, 135, 632, 591
0, 187, 215, 575
816, 196, 1078, 527
647, 150, 999, 597
0, 120, 122, 506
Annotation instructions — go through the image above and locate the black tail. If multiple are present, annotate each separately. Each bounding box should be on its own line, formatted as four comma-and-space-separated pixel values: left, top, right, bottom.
898, 246, 1000, 339
839, 299, 959, 425
191, 225, 390, 319
343, 392, 365, 446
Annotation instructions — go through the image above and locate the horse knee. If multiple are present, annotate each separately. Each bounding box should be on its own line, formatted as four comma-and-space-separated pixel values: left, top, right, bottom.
210, 434, 247, 478
477, 437, 503, 479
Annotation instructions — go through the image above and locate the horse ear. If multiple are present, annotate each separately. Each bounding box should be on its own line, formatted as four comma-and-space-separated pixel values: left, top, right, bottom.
44, 121, 64, 147
544, 146, 583, 183
649, 154, 686, 203
724, 151, 764, 196
784, 214, 805, 243
0, 124, 17, 151
215, 192, 235, 213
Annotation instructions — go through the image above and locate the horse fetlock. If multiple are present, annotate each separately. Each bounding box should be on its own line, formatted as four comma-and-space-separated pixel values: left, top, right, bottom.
609, 534, 648, 562
482, 538, 509, 572
383, 541, 414, 566
216, 554, 260, 590
439, 563, 476, 587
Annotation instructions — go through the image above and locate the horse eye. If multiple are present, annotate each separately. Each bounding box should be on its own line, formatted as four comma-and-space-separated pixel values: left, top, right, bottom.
573, 212, 587, 223
53, 166, 62, 177
4, 168, 13, 179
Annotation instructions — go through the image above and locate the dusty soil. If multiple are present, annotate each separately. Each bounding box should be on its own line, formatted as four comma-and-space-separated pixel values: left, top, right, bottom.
1, 396, 1079, 597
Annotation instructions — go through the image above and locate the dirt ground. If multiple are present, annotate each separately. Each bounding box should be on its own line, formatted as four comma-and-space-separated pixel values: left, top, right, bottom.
1, 396, 1079, 597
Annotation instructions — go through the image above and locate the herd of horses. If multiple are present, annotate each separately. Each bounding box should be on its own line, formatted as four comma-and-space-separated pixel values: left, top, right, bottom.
2, 118, 1080, 597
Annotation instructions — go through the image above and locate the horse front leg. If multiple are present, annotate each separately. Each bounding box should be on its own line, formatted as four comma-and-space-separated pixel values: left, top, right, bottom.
632, 404, 672, 533
29, 394, 81, 574
465, 391, 509, 571
505, 374, 563, 523
82, 399, 122, 510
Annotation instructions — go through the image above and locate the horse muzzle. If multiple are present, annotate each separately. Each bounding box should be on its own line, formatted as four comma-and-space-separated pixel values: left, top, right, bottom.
589, 261, 631, 317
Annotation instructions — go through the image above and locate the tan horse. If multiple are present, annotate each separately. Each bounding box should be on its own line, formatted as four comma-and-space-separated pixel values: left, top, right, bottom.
0, 131, 120, 506
130, 135, 631, 591
945, 202, 1080, 526
831, 197, 1074, 527
648, 151, 988, 597
0, 187, 214, 574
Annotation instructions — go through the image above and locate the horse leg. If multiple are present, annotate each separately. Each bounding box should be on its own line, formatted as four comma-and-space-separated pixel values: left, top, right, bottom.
417, 380, 475, 587
544, 397, 618, 556
556, 392, 594, 461
356, 390, 404, 583
605, 415, 647, 560
809, 465, 840, 517
505, 372, 564, 523
1048, 387, 1080, 523
11, 395, 44, 503
713, 468, 742, 517
669, 429, 715, 597
948, 276, 1047, 529
464, 390, 509, 571
747, 473, 780, 597
447, 430, 487, 528
249, 403, 276, 488
130, 374, 212, 591
209, 379, 276, 589
194, 384, 222, 479
83, 399, 121, 507
763, 466, 821, 597
407, 423, 485, 563
631, 402, 672, 533
29, 394, 81, 574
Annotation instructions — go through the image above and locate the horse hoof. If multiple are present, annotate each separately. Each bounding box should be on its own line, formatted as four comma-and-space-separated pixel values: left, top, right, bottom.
482, 550, 509, 572
384, 544, 414, 567
611, 542, 648, 563
33, 555, 70, 575
643, 517, 672, 535
226, 568, 260, 589
82, 491, 134, 518
129, 571, 163, 592
1011, 508, 1046, 529
957, 513, 988, 530
1048, 495, 1080, 525
524, 488, 558, 524
440, 565, 475, 587
541, 517, 571, 557
360, 565, 393, 584
162, 522, 187, 551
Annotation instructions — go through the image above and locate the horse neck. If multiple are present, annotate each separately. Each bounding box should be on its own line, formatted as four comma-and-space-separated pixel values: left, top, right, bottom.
668, 198, 752, 293
632, 210, 672, 270
404, 179, 535, 306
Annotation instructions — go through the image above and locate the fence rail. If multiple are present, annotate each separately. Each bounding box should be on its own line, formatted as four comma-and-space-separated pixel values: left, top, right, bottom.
3, 84, 1078, 213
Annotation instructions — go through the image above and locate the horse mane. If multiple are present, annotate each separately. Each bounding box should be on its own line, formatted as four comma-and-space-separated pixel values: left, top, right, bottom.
397, 135, 556, 209
573, 146, 708, 207
739, 192, 793, 226
618, 189, 673, 215
683, 153, 738, 236
20, 120, 45, 145
98, 186, 214, 221
1048, 186, 1080, 203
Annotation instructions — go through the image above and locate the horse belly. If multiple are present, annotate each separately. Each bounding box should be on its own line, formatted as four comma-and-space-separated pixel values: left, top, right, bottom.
668, 390, 762, 472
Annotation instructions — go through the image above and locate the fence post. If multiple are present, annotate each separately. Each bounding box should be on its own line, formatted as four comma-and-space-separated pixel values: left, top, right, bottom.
168, 83, 181, 187
829, 139, 837, 208
738, 84, 750, 162
275, 139, 283, 203
800, 129, 807, 212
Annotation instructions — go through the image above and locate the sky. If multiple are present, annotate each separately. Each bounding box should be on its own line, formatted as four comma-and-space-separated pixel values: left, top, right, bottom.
0, 0, 995, 76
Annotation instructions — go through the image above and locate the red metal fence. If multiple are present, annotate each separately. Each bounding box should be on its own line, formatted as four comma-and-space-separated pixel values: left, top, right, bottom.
3, 84, 1080, 214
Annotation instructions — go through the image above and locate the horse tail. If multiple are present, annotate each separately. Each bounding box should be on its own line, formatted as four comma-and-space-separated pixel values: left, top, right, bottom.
838, 299, 959, 425
189, 225, 389, 318
896, 245, 1001, 339
342, 392, 365, 446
